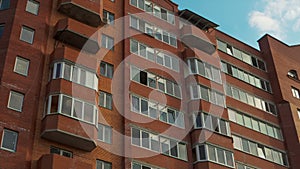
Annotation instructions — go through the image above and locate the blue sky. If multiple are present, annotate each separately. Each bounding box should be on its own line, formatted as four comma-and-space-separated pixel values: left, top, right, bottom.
172, 0, 300, 49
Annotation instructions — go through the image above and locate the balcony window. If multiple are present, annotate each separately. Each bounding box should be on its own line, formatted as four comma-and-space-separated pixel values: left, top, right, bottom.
130, 65, 181, 98
233, 135, 288, 166
46, 94, 98, 125
193, 112, 230, 136
52, 62, 98, 90
131, 127, 187, 160
131, 94, 184, 128
50, 146, 72, 158
193, 144, 234, 167
190, 84, 225, 107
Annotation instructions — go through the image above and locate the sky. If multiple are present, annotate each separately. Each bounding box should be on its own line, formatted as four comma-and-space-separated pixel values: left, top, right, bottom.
172, 0, 300, 49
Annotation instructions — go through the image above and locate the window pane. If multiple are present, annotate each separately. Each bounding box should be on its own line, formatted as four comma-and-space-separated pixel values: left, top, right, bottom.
131, 96, 140, 112
8, 91, 24, 112
131, 128, 140, 146
50, 95, 59, 113
104, 126, 112, 143
217, 149, 225, 164
225, 151, 233, 167
61, 95, 72, 115
199, 145, 206, 160
200, 86, 209, 101
141, 131, 149, 148
20, 26, 34, 44
208, 145, 216, 161
83, 103, 94, 123
26, 0, 39, 15
14, 57, 30, 76
141, 99, 148, 115
1, 129, 18, 152
73, 100, 83, 119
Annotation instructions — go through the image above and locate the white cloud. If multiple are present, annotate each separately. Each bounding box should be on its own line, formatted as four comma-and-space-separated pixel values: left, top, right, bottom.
248, 0, 300, 41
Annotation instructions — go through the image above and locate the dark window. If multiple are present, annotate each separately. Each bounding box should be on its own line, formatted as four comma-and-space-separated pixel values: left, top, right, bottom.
0, 24, 4, 38
0, 0, 10, 10
140, 71, 147, 85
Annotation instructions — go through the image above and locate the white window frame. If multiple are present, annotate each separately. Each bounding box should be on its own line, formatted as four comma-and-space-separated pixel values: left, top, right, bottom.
7, 91, 24, 112
101, 34, 114, 50
20, 25, 35, 44
99, 91, 112, 110
46, 94, 98, 125
98, 123, 112, 144
25, 0, 39, 15
14, 56, 30, 76
1, 129, 18, 152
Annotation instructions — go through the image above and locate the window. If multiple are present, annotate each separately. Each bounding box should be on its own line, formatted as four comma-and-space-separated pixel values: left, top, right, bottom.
187, 59, 221, 83
217, 40, 267, 71
130, 39, 179, 72
52, 62, 98, 90
292, 87, 300, 99
131, 127, 187, 160
103, 10, 114, 24
25, 0, 39, 15
20, 26, 35, 44
193, 144, 234, 167
0, 0, 10, 10
132, 162, 161, 169
228, 108, 283, 140
233, 135, 288, 166
8, 91, 24, 112
222, 61, 271, 92
131, 94, 184, 128
50, 146, 72, 158
0, 24, 4, 38
236, 162, 258, 169
101, 34, 114, 50
190, 84, 225, 107
288, 70, 298, 79
193, 112, 230, 136
14, 57, 30, 76
46, 94, 98, 125
130, 66, 181, 98
297, 109, 300, 119
98, 123, 112, 144
1, 129, 18, 152
96, 160, 112, 169
129, 15, 177, 47
99, 91, 112, 109
226, 84, 277, 115
100, 62, 113, 78
129, 0, 175, 24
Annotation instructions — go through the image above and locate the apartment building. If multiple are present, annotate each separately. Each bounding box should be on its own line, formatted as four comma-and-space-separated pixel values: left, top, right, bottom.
0, 0, 299, 169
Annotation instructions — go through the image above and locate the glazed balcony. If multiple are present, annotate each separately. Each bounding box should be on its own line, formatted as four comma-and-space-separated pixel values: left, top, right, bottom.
38, 154, 92, 169
57, 0, 102, 27
180, 25, 216, 55
41, 114, 97, 151
54, 18, 99, 54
